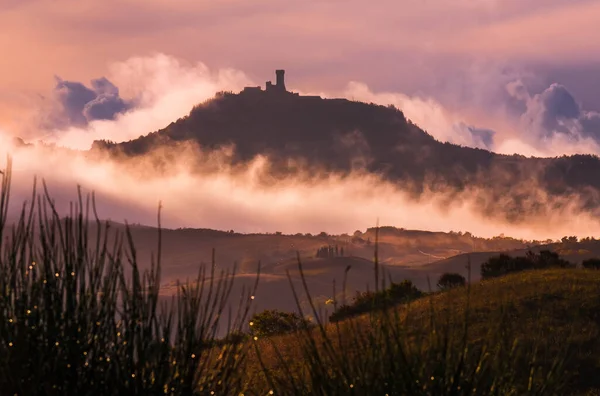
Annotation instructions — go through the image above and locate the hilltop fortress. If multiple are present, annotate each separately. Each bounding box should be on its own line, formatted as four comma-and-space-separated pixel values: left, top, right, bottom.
241, 70, 321, 99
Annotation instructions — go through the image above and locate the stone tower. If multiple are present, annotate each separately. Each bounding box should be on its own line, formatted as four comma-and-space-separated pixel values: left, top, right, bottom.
276, 69, 286, 91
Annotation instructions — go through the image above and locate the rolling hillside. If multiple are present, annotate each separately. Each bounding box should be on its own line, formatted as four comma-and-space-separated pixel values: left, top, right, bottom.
244, 269, 600, 395
77, 222, 536, 317
88, 90, 600, 223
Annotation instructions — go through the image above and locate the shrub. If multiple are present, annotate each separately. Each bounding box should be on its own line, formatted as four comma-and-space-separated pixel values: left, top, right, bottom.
481, 253, 526, 279
437, 272, 466, 290
249, 309, 312, 337
481, 250, 573, 279
329, 279, 423, 322
582, 258, 600, 269
527, 250, 573, 269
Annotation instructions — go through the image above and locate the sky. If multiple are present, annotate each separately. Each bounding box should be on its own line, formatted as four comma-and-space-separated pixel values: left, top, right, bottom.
2, 0, 600, 152
0, 0, 600, 239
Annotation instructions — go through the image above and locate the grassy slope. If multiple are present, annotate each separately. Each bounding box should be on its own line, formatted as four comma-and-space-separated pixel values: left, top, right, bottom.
243, 269, 600, 394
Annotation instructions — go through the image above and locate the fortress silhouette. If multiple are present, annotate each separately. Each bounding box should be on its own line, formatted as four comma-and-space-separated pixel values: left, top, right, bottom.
241, 70, 321, 99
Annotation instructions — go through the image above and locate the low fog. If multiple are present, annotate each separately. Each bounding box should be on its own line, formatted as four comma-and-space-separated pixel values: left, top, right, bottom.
2, 53, 600, 241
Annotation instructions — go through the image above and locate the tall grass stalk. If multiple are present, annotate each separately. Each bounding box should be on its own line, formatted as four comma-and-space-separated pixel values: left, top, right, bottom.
0, 159, 258, 395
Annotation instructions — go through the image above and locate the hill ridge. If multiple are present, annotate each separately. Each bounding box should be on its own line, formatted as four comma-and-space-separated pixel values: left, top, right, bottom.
84, 89, 600, 223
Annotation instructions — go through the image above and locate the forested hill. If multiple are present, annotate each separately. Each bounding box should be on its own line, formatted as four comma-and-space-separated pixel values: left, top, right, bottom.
89, 90, 600, 222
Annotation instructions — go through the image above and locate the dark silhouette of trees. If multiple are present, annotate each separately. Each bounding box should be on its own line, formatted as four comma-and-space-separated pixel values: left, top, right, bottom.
481, 254, 525, 279
316, 245, 345, 258
561, 236, 578, 243
316, 246, 326, 258
526, 250, 573, 269
582, 258, 600, 269
437, 273, 466, 291
481, 250, 573, 280
249, 310, 311, 337
329, 280, 423, 322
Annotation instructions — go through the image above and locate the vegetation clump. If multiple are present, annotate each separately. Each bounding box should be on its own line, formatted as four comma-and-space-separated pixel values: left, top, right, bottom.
582, 258, 600, 269
249, 309, 312, 337
315, 244, 344, 258
329, 279, 423, 322
481, 250, 573, 279
437, 272, 467, 290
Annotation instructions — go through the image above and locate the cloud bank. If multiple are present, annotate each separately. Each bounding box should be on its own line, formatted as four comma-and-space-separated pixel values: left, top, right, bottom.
32, 54, 252, 149
512, 81, 600, 149
333, 72, 600, 158
334, 82, 497, 150
2, 135, 600, 243
1, 53, 600, 242
50, 76, 133, 128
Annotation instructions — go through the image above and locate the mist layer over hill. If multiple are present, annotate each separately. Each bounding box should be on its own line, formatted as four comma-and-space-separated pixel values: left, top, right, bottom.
3, 55, 600, 241
87, 89, 600, 231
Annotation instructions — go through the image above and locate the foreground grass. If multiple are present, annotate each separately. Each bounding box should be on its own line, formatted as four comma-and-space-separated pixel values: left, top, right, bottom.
0, 161, 258, 395
243, 268, 600, 395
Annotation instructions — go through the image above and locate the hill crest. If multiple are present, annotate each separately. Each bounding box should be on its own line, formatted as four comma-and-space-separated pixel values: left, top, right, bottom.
81, 73, 600, 224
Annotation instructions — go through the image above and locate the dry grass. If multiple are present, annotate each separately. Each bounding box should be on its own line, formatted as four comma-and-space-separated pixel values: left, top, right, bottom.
240, 269, 600, 395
